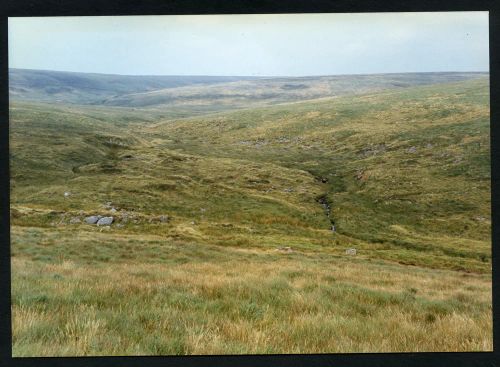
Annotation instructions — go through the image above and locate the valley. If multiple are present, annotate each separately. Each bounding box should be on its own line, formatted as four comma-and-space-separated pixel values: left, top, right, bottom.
9, 70, 492, 355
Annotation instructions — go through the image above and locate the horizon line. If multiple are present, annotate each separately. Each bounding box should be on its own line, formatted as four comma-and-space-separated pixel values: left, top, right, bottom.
8, 67, 490, 79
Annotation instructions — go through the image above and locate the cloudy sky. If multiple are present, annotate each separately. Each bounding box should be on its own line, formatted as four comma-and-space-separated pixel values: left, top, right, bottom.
8, 12, 489, 76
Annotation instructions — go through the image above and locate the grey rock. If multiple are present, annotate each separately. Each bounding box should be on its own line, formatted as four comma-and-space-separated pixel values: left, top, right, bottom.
407, 146, 417, 154
159, 215, 169, 223
97, 217, 113, 226
360, 144, 386, 157
345, 248, 357, 255
110, 208, 118, 213
85, 216, 100, 224
64, 192, 71, 198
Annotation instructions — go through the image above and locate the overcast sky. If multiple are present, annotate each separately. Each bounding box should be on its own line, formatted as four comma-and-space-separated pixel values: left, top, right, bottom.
8, 12, 489, 76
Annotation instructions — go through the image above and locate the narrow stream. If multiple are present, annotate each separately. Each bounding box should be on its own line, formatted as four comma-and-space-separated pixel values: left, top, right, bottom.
317, 194, 336, 232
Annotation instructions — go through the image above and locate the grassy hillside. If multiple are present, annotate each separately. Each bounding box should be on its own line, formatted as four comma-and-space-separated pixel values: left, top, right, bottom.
9, 74, 492, 355
145, 77, 491, 272
100, 72, 488, 109
10, 69, 487, 111
9, 68, 260, 105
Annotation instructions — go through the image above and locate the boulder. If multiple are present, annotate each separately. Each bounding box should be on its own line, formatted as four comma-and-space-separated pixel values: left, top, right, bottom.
85, 216, 100, 224
97, 217, 114, 226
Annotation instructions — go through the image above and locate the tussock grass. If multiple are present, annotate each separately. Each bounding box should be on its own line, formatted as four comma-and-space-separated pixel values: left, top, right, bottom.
12, 251, 491, 355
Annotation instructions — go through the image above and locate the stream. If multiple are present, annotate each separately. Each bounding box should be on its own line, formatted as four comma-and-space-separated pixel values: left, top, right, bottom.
317, 194, 336, 232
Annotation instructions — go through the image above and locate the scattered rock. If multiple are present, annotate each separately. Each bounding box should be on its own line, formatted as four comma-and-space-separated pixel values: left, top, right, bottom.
426, 143, 434, 149
283, 188, 294, 193
345, 248, 357, 256
360, 144, 386, 157
97, 217, 113, 226
148, 215, 169, 223
277, 246, 293, 253
407, 146, 417, 154
110, 208, 118, 213
475, 216, 487, 222
438, 152, 451, 158
69, 217, 81, 224
64, 192, 71, 198
116, 223, 124, 228
84, 215, 101, 224
276, 137, 290, 144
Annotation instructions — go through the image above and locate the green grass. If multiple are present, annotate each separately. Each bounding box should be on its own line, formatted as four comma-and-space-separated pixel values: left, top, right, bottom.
9, 75, 492, 355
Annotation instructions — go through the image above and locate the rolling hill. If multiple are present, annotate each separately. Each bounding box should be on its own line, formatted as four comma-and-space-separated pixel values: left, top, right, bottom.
9, 68, 261, 105
9, 70, 492, 355
10, 68, 488, 109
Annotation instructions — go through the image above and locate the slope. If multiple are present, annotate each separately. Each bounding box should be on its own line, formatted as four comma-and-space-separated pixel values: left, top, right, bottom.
9, 76, 492, 355
9, 68, 260, 105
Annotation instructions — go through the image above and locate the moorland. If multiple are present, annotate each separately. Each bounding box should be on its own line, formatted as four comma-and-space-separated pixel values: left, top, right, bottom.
9, 69, 492, 355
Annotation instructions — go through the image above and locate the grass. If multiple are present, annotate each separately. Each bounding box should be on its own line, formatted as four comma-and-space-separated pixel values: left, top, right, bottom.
9, 74, 492, 355
11, 239, 492, 355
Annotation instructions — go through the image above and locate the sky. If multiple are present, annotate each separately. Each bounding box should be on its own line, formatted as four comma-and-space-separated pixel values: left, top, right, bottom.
8, 12, 489, 77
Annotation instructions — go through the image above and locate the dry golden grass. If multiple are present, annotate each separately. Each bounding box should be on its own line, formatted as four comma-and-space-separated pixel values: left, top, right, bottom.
11, 243, 492, 356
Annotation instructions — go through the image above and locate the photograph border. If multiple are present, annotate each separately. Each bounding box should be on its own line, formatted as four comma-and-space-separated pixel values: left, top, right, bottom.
0, 1, 498, 366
